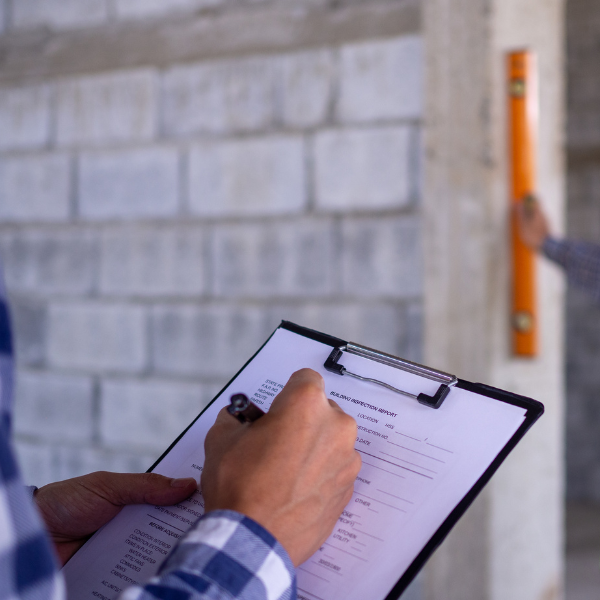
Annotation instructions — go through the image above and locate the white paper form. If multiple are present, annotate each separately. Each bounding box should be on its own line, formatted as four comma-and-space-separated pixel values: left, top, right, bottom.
63, 328, 528, 600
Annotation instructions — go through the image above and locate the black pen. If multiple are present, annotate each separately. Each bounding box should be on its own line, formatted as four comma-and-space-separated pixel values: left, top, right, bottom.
228, 393, 266, 424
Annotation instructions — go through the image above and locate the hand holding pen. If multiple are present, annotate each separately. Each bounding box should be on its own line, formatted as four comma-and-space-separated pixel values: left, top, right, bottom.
227, 393, 266, 423
202, 369, 361, 566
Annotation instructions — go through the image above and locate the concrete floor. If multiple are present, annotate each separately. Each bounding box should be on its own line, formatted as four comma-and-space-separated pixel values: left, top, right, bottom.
566, 501, 600, 599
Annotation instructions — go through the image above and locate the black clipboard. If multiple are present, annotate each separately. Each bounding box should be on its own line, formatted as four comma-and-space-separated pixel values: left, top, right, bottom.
148, 320, 544, 600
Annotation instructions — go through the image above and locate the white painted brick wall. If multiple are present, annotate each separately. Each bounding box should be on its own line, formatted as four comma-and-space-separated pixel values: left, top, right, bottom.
0, 85, 51, 150
162, 51, 335, 136
0, 154, 71, 222
14, 442, 56, 487
278, 50, 334, 128
115, 0, 224, 20
13, 371, 94, 442
5, 26, 425, 488
405, 301, 423, 362
151, 305, 268, 377
52, 445, 158, 481
162, 58, 276, 137
189, 136, 306, 217
263, 301, 418, 359
100, 378, 207, 451
48, 302, 147, 372
213, 219, 336, 298
0, 229, 97, 295
56, 70, 157, 147
314, 126, 413, 211
12, 0, 108, 31
15, 441, 158, 486
78, 147, 180, 220
338, 36, 423, 122
10, 297, 46, 367
100, 225, 206, 296
341, 216, 422, 297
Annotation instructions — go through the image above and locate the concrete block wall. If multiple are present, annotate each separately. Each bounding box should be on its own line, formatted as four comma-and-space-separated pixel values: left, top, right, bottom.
0, 1, 424, 492
564, 0, 600, 500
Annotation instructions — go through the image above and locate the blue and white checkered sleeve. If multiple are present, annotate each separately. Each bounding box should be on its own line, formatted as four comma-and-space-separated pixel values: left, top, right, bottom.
0, 277, 66, 600
118, 510, 296, 600
543, 237, 600, 302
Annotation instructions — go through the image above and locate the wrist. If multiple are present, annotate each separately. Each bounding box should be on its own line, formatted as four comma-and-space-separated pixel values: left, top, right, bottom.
539, 235, 554, 252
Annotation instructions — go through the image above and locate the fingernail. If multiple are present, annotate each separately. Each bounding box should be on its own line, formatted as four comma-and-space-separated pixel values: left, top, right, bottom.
171, 477, 196, 488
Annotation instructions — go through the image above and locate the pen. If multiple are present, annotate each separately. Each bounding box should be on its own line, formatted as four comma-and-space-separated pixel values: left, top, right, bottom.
228, 393, 266, 424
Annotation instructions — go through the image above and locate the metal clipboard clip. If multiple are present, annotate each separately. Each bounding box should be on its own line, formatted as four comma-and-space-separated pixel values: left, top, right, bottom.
324, 343, 458, 409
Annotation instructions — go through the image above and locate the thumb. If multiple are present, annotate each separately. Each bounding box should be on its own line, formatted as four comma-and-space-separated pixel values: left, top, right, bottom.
93, 472, 197, 507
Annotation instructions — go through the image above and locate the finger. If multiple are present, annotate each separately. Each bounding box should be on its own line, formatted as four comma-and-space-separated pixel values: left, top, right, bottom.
270, 369, 325, 411
286, 368, 325, 391
90, 472, 197, 507
521, 193, 532, 213
515, 201, 528, 222
204, 406, 244, 457
213, 405, 245, 432
327, 398, 344, 412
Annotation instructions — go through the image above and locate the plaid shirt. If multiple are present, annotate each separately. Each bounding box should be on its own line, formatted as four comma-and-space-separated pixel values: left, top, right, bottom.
543, 237, 600, 301
121, 511, 296, 600
0, 272, 295, 600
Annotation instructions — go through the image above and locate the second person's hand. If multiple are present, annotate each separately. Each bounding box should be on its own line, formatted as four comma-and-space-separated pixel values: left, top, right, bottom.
515, 196, 551, 250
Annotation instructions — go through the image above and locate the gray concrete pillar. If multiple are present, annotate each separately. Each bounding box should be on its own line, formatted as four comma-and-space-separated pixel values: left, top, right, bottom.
422, 1, 565, 599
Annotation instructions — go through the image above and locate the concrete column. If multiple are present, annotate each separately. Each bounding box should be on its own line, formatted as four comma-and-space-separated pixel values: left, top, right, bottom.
422, 1, 565, 599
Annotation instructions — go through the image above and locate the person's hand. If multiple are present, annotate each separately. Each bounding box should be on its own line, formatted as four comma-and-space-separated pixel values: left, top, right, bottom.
515, 196, 551, 250
35, 471, 197, 565
201, 368, 361, 567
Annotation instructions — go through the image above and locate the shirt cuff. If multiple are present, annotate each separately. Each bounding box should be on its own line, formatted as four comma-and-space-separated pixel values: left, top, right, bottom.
157, 510, 296, 600
541, 237, 567, 265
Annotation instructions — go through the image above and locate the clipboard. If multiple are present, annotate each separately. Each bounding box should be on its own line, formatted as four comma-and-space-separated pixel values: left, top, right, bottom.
276, 322, 544, 598
63, 321, 544, 600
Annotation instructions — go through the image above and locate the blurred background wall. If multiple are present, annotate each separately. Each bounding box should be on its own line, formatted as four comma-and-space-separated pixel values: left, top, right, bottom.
565, 0, 600, 502
0, 0, 424, 487
11, 0, 600, 598
422, 2, 565, 599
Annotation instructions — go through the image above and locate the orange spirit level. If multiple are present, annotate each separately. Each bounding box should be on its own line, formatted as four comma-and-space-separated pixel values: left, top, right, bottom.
508, 51, 538, 357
